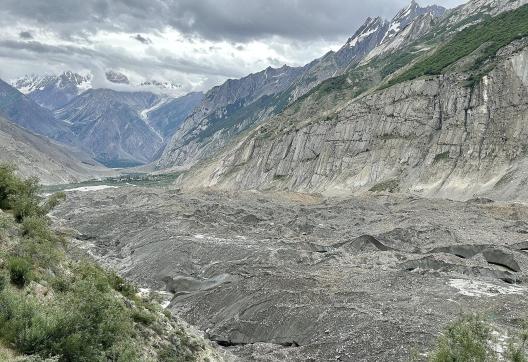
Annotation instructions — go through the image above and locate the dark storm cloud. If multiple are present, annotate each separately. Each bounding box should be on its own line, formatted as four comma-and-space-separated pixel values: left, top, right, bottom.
133, 34, 152, 44
19, 31, 33, 39
1, 0, 466, 42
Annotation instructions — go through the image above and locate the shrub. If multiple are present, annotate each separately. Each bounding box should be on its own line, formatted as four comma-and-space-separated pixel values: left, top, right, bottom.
0, 164, 19, 210
10, 193, 42, 223
51, 279, 137, 361
18, 216, 63, 271
8, 256, 32, 287
22, 216, 54, 241
108, 272, 137, 299
131, 309, 156, 326
429, 315, 495, 362
42, 193, 66, 214
0, 165, 64, 223
0, 278, 140, 361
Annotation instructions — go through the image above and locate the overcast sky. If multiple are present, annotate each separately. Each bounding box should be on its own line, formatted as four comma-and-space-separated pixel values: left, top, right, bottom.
0, 0, 467, 95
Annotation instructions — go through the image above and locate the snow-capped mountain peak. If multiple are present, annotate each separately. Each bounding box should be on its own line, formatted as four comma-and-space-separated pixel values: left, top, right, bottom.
12, 72, 92, 95
345, 17, 388, 48
11, 72, 93, 110
382, 1, 446, 42
139, 80, 182, 91
59, 71, 92, 91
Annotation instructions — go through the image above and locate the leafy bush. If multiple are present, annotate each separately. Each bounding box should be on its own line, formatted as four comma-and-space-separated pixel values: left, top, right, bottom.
0, 273, 140, 361
429, 315, 495, 362
0, 164, 19, 210
0, 165, 64, 223
19, 217, 63, 271
11, 192, 42, 223
8, 256, 32, 287
21, 217, 54, 241
131, 309, 156, 326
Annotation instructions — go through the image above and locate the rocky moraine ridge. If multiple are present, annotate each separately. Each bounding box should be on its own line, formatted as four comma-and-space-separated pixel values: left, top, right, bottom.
54, 188, 528, 361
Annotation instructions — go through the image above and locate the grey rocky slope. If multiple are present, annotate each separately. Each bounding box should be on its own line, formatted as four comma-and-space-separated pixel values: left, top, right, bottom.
53, 88, 201, 167
53, 188, 528, 361
157, 65, 305, 169
54, 89, 164, 167
177, 2, 528, 202
144, 91, 204, 139
0, 116, 112, 184
0, 78, 76, 143
156, 1, 446, 170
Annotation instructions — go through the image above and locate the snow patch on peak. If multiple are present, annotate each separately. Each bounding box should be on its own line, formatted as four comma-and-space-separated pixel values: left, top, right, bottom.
11, 72, 93, 96
345, 17, 385, 48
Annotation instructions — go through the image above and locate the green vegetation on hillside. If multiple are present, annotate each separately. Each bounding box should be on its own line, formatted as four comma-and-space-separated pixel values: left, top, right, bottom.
427, 315, 528, 362
388, 4, 528, 86
0, 165, 215, 361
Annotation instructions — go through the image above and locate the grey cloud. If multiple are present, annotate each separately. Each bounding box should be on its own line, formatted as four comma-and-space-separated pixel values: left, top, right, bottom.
1, 0, 467, 42
0, 39, 245, 79
133, 34, 152, 44
19, 31, 33, 39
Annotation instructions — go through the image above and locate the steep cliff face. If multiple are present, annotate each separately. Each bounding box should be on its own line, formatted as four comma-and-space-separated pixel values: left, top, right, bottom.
156, 2, 446, 171
181, 38, 528, 201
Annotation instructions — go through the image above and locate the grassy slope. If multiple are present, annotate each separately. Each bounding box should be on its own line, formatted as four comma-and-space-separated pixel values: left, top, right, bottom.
388, 4, 528, 86
0, 165, 219, 362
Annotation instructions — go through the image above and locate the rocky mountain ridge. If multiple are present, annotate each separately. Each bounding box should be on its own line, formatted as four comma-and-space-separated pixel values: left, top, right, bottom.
156, 1, 448, 171
176, 1, 528, 202
12, 71, 91, 110
2, 75, 202, 168
0, 79, 76, 144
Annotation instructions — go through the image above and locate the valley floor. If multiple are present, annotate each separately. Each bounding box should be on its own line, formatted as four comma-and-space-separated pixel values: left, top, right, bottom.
52, 187, 528, 361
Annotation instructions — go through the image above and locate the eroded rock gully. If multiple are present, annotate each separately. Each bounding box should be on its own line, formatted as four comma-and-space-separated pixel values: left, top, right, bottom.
52, 188, 528, 361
